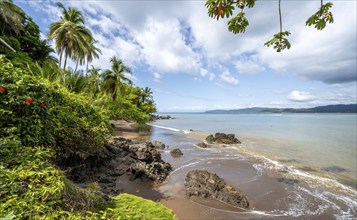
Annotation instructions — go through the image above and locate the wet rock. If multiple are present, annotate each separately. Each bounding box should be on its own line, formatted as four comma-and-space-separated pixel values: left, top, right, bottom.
150, 114, 176, 121
129, 142, 161, 163
196, 142, 208, 148
151, 140, 167, 150
185, 170, 249, 209
170, 148, 183, 157
98, 177, 115, 184
130, 161, 172, 183
108, 168, 125, 177
205, 133, 241, 145
66, 137, 172, 196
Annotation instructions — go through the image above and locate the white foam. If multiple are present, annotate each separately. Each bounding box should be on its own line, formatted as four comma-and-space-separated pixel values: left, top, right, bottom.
147, 123, 181, 132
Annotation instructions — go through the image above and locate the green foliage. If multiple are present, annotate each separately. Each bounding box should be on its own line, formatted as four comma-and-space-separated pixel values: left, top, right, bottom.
87, 193, 177, 220
0, 137, 65, 219
206, 0, 234, 20
264, 31, 291, 52
228, 12, 249, 34
0, 55, 111, 159
306, 2, 334, 30
100, 100, 149, 124
205, 0, 334, 52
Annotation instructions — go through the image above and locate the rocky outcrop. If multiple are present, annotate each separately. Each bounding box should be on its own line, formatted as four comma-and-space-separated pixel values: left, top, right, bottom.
170, 148, 183, 157
68, 138, 172, 195
151, 140, 168, 150
185, 170, 249, 209
195, 142, 208, 148
150, 114, 176, 121
205, 133, 241, 145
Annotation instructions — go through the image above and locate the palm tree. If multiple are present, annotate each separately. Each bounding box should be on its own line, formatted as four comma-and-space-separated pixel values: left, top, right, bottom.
48, 2, 92, 70
140, 87, 153, 104
87, 66, 102, 99
0, 0, 24, 35
85, 39, 101, 72
102, 56, 132, 101
63, 68, 89, 93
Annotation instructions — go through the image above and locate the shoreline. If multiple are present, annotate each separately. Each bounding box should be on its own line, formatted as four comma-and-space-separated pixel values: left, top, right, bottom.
111, 120, 357, 219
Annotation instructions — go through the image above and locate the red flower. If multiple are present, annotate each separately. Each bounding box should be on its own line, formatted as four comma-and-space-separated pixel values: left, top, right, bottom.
40, 103, 46, 107
0, 87, 5, 93
25, 98, 34, 104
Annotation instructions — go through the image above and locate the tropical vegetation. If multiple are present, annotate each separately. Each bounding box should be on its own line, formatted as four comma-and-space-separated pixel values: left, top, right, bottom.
205, 0, 334, 52
0, 1, 169, 219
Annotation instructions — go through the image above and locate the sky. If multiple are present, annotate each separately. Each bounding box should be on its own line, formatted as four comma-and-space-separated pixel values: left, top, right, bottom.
14, 0, 357, 112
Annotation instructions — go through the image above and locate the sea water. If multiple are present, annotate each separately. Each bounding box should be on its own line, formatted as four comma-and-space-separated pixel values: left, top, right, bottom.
149, 113, 357, 219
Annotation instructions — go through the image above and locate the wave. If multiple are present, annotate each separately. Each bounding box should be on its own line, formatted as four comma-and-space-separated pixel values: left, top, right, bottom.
147, 123, 182, 132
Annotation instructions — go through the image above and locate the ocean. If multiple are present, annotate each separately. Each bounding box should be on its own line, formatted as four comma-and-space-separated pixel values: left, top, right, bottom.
148, 113, 357, 219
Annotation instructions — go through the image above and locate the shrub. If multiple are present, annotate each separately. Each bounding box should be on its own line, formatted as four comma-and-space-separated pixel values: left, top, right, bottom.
0, 55, 111, 160
98, 100, 149, 124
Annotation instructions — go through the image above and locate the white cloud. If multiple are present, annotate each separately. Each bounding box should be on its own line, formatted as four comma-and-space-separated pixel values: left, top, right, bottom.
135, 18, 200, 74
220, 70, 239, 85
287, 90, 316, 102
234, 55, 265, 74
200, 68, 208, 77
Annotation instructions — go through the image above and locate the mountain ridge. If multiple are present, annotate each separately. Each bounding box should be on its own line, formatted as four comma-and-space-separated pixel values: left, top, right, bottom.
204, 104, 357, 114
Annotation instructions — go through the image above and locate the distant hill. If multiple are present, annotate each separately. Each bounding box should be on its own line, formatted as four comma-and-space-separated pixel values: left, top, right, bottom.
204, 104, 357, 114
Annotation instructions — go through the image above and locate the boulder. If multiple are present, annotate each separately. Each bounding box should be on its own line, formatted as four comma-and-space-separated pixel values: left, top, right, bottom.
151, 140, 167, 150
130, 161, 172, 183
205, 133, 241, 145
185, 170, 249, 209
128, 142, 161, 163
196, 142, 208, 148
170, 148, 183, 157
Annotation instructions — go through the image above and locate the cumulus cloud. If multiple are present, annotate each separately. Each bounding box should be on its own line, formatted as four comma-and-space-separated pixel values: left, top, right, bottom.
134, 18, 200, 74
220, 70, 239, 85
234, 55, 265, 74
287, 90, 316, 102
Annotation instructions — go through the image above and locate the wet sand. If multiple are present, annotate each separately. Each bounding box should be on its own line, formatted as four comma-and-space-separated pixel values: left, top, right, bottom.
111, 120, 151, 142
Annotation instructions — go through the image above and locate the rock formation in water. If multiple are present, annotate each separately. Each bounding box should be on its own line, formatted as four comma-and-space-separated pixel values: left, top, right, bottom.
170, 148, 183, 157
185, 170, 249, 209
151, 140, 168, 150
150, 114, 176, 121
195, 142, 208, 148
205, 133, 241, 145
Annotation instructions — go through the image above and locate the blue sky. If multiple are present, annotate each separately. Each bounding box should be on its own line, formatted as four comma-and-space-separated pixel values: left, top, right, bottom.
15, 0, 357, 112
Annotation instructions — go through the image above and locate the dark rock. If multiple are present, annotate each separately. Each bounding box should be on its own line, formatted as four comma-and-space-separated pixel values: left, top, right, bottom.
65, 137, 172, 196
170, 148, 183, 157
130, 161, 172, 183
185, 170, 249, 209
205, 133, 241, 145
151, 140, 167, 150
108, 169, 125, 177
131, 142, 162, 163
150, 114, 176, 121
98, 177, 115, 184
196, 142, 208, 148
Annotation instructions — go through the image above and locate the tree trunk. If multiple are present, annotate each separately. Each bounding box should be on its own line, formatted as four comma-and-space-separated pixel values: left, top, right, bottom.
63, 53, 68, 70
59, 50, 63, 67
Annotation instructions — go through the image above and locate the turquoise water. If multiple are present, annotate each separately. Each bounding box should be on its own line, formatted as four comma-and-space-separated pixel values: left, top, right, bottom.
152, 113, 357, 188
